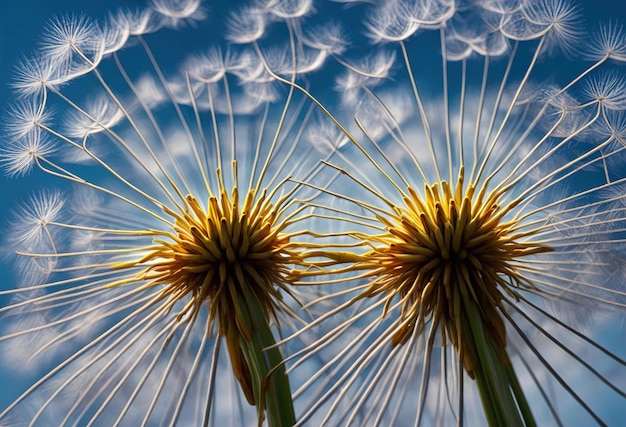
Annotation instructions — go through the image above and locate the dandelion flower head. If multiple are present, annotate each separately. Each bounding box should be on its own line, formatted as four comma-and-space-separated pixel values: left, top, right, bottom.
0, 0, 341, 425
266, 0, 626, 425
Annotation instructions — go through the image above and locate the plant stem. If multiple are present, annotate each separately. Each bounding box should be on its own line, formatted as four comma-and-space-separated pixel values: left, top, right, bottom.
462, 296, 536, 427
237, 286, 296, 427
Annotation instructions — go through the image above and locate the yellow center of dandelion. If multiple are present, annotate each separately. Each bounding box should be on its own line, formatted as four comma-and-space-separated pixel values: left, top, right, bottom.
113, 173, 300, 405
150, 188, 290, 329
360, 168, 552, 377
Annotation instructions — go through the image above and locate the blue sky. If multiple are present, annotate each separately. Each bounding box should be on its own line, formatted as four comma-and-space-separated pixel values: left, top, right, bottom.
1, 0, 623, 216
0, 0, 625, 425
0, 0, 140, 216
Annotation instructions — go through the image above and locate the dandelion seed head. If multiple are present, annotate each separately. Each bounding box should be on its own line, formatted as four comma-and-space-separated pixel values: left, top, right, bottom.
301, 22, 348, 56
9, 191, 64, 246
100, 14, 131, 55
11, 56, 63, 98
365, 1, 421, 43
273, 0, 626, 424
477, 0, 522, 15
446, 6, 510, 59
350, 88, 415, 141
40, 14, 101, 61
185, 47, 246, 83
498, 0, 582, 54
226, 6, 267, 44
524, 0, 582, 49
600, 110, 626, 146
110, 187, 301, 403
257, 0, 315, 19
114, 7, 159, 36
262, 43, 328, 75
582, 71, 626, 110
3, 101, 51, 139
536, 87, 591, 138
4, 191, 64, 275
64, 95, 125, 138
352, 169, 552, 376
151, 0, 207, 28
243, 80, 281, 103
351, 49, 396, 79
39, 14, 105, 78
307, 116, 350, 154
170, 71, 271, 113
0, 130, 55, 178
403, 0, 455, 27
0, 1, 342, 422
446, 30, 510, 60
586, 21, 626, 62
334, 49, 396, 105
499, 4, 554, 41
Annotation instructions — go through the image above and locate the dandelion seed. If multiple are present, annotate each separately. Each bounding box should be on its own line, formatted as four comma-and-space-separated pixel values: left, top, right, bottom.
257, 0, 314, 20
301, 22, 348, 56
40, 14, 102, 65
583, 71, 626, 110
11, 55, 66, 98
226, 6, 267, 44
0, 130, 56, 177
586, 21, 626, 62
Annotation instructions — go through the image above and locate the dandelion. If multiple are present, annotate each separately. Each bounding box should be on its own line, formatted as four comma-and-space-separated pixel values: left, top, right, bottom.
2, 0, 626, 426
0, 1, 338, 425
248, 0, 626, 425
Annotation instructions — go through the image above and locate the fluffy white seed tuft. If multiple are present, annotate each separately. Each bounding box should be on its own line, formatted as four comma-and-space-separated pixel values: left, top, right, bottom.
150, 0, 207, 28
0, 130, 55, 177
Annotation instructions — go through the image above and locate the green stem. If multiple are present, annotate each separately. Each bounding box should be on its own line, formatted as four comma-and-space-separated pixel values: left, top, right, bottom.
237, 287, 296, 427
462, 297, 536, 427
505, 361, 537, 427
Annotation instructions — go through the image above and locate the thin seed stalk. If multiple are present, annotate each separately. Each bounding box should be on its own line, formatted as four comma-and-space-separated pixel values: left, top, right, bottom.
461, 293, 536, 427
236, 285, 296, 427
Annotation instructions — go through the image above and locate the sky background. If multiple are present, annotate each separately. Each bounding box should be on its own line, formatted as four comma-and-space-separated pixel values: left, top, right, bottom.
0, 0, 624, 424
1, 0, 624, 207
